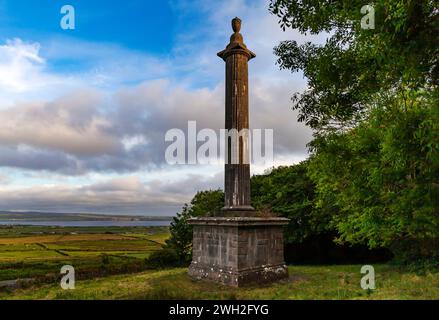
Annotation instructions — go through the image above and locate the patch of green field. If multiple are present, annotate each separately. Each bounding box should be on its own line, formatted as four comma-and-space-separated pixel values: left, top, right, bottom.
0, 226, 169, 282
117, 252, 153, 259
0, 226, 169, 238
0, 234, 136, 245
122, 232, 169, 244
0, 250, 65, 262
46, 239, 160, 252
146, 233, 170, 244
0, 243, 45, 251
2, 265, 438, 300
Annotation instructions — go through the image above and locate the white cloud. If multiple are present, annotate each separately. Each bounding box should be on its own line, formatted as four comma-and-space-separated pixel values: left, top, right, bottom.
0, 38, 81, 107
0, 38, 45, 92
0, 67, 310, 176
0, 0, 317, 214
0, 173, 222, 215
0, 90, 118, 155
0, 37, 172, 108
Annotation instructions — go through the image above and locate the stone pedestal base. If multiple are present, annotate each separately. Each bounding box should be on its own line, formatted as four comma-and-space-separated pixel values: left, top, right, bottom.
188, 217, 289, 287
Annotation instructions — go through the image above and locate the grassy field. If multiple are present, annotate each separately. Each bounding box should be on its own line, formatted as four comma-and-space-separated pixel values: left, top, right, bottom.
0, 225, 169, 283
0, 225, 438, 300
2, 264, 438, 300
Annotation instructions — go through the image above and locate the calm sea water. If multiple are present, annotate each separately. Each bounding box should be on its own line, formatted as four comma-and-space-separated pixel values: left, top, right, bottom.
0, 220, 171, 227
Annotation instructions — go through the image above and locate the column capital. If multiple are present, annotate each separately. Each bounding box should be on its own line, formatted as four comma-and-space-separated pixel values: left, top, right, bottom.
217, 17, 256, 61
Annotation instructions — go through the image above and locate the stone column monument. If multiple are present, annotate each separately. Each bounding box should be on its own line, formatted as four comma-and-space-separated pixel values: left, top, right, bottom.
219, 16, 255, 216
188, 18, 289, 287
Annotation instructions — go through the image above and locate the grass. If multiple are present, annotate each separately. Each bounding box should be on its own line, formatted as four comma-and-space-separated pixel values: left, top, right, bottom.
2, 264, 438, 300
0, 234, 132, 245
0, 225, 169, 282
0, 225, 437, 300
0, 225, 169, 238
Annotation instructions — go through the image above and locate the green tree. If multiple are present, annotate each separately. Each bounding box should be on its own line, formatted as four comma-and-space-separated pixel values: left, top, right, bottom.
307, 91, 439, 263
161, 190, 223, 265
270, 0, 438, 132
163, 204, 193, 265
251, 162, 329, 244
188, 189, 224, 217
270, 0, 439, 264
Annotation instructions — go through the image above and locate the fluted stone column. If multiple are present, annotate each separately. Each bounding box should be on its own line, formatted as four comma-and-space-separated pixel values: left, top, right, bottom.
217, 17, 256, 215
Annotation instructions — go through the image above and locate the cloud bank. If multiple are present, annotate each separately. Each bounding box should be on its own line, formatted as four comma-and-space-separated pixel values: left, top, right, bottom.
0, 0, 318, 215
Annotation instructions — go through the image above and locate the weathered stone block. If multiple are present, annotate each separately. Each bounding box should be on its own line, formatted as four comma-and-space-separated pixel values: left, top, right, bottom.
188, 217, 289, 287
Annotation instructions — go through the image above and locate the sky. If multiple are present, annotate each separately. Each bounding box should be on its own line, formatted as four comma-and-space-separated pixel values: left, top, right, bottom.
0, 0, 324, 216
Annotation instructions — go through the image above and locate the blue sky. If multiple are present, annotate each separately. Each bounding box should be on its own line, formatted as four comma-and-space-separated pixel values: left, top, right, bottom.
0, 0, 174, 52
0, 0, 321, 215
0, 0, 200, 88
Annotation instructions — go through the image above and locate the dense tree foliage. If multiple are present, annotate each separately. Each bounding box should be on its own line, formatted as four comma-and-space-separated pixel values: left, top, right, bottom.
251, 163, 328, 244
270, 0, 438, 132
307, 91, 439, 262
251, 164, 392, 264
270, 0, 438, 264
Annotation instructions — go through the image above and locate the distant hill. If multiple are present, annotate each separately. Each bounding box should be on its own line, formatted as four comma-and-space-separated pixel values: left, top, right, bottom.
0, 211, 173, 222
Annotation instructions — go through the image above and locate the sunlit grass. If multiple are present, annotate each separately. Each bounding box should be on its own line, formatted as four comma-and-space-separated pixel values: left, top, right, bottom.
2, 265, 438, 300
0, 226, 169, 282
0, 226, 437, 300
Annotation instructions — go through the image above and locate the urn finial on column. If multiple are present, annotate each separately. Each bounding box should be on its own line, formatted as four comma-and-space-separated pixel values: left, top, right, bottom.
232, 17, 241, 33
217, 17, 256, 61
